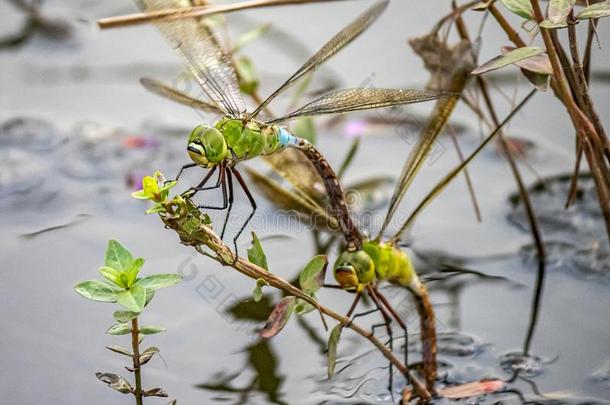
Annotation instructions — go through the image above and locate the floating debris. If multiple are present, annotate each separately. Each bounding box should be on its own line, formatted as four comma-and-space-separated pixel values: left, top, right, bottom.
499, 352, 544, 377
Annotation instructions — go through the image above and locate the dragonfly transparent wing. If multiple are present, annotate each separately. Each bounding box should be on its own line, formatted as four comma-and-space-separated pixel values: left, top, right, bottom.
249, 0, 389, 119
135, 0, 245, 117
269, 88, 449, 123
140, 77, 225, 114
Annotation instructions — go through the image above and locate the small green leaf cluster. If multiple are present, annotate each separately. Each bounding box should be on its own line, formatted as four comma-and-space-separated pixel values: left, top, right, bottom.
248, 232, 269, 302
74, 239, 181, 401
132, 171, 178, 214
254, 243, 328, 339
74, 239, 181, 325
483, 0, 610, 27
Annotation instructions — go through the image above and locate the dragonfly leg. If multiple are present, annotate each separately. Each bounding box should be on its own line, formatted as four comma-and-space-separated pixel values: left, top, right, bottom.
368, 286, 395, 399
350, 307, 380, 322
183, 166, 219, 197
171, 162, 197, 184
220, 167, 234, 241
344, 292, 362, 319
373, 286, 409, 382
229, 167, 257, 260
198, 164, 228, 211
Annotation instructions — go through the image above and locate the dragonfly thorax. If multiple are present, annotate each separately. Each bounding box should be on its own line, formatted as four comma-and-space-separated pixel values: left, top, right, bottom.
187, 117, 293, 168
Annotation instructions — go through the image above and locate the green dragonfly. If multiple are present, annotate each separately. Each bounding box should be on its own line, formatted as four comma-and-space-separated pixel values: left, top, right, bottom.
248, 35, 536, 392
130, 0, 448, 253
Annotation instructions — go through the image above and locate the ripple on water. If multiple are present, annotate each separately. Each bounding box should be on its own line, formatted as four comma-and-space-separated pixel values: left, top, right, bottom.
508, 174, 610, 281
0, 149, 45, 198
498, 352, 544, 378
408, 331, 486, 358
0, 117, 66, 151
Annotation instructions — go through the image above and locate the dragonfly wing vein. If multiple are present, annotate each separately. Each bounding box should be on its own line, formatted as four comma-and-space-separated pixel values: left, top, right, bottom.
271, 88, 448, 122
250, 0, 389, 119
135, 0, 246, 117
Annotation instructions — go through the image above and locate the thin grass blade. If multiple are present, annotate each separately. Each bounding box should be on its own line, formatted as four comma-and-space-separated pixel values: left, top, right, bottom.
250, 0, 389, 119
271, 88, 447, 123
392, 89, 537, 241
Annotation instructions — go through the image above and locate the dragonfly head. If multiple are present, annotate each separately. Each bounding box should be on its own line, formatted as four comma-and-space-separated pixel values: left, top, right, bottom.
333, 250, 375, 292
187, 124, 227, 168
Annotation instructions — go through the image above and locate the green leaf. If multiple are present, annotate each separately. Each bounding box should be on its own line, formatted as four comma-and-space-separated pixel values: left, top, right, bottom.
105, 240, 134, 272
547, 0, 575, 24
522, 69, 551, 90
113, 310, 139, 323
327, 324, 343, 378
136, 274, 182, 291
142, 175, 160, 197
131, 189, 149, 199
252, 285, 263, 302
139, 325, 166, 335
472, 47, 545, 75
577, 2, 610, 20
252, 278, 268, 302
107, 323, 132, 335
499, 0, 534, 19
96, 372, 133, 394
145, 289, 155, 307
116, 284, 146, 313
299, 255, 328, 296
539, 19, 568, 28
247, 232, 268, 271
74, 280, 120, 302
98, 266, 124, 287
260, 296, 296, 339
292, 117, 317, 144
106, 345, 132, 357
146, 203, 167, 214
124, 258, 145, 288
143, 388, 168, 397
501, 46, 553, 75
139, 346, 160, 365
132, 172, 176, 202
294, 298, 316, 315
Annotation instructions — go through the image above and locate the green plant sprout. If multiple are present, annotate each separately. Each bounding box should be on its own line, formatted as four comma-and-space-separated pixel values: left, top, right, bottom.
74, 239, 182, 405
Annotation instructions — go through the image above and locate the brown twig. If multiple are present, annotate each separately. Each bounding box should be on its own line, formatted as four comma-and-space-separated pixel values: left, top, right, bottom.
160, 203, 432, 400
98, 0, 355, 29
489, 1, 610, 243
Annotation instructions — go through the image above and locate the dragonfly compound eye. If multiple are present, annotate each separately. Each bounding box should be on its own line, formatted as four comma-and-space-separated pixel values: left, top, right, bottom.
334, 250, 375, 290
187, 124, 227, 167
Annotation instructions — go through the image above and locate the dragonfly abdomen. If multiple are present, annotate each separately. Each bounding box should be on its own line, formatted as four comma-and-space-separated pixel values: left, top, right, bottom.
294, 138, 363, 250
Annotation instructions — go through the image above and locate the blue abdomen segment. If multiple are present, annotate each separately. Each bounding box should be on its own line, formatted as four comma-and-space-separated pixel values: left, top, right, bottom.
278, 127, 298, 147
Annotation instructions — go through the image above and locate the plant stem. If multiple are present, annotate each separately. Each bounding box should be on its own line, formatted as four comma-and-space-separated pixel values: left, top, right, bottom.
165, 216, 432, 400
131, 318, 143, 405
491, 1, 610, 243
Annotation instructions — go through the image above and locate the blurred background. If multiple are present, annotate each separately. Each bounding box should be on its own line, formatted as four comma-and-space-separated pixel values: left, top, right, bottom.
1, 0, 609, 403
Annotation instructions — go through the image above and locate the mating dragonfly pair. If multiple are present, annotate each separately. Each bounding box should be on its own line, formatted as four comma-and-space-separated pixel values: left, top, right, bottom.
105, 0, 535, 393
115, 0, 445, 390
